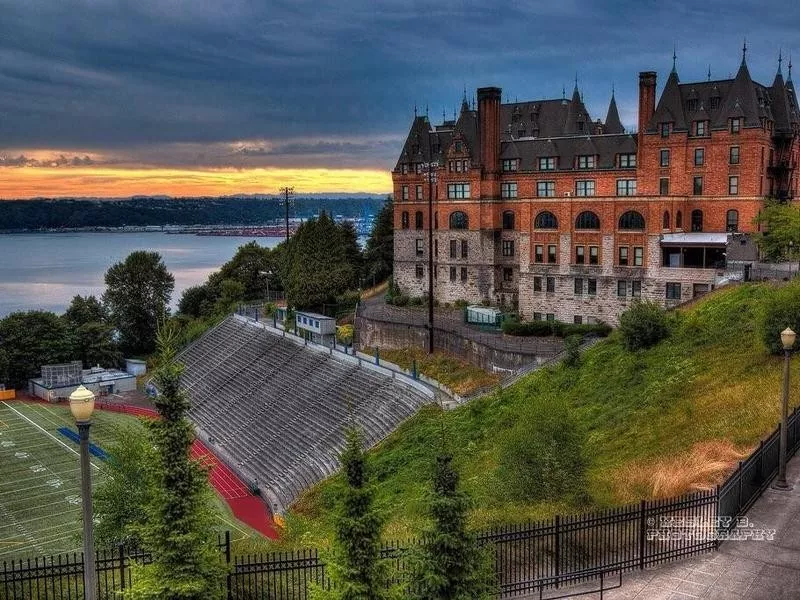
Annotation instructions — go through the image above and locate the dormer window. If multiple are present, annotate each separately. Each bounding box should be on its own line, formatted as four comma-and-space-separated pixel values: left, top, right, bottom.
401, 164, 408, 174
577, 155, 596, 169
454, 141, 463, 153
539, 157, 556, 171
693, 121, 708, 136
660, 123, 670, 138
730, 118, 741, 134
577, 121, 585, 132
686, 99, 698, 112
710, 97, 721, 110
501, 159, 519, 172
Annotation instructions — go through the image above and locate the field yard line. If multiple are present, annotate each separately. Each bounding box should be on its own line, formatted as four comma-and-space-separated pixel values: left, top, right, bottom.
1, 401, 100, 471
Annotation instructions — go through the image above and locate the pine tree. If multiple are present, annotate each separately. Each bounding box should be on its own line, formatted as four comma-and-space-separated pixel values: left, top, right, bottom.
127, 326, 227, 600
410, 453, 495, 600
318, 428, 390, 600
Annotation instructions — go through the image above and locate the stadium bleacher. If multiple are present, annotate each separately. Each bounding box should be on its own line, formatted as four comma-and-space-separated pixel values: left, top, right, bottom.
178, 314, 434, 512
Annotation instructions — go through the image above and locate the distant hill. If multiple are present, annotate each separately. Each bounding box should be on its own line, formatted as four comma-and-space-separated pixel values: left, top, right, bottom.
285, 284, 792, 546
0, 196, 387, 231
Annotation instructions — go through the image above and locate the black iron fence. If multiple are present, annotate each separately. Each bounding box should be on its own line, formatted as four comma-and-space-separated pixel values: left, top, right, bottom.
4, 406, 799, 599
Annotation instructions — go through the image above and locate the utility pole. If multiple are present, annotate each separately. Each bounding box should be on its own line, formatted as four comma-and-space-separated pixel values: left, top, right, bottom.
422, 160, 438, 354
278, 186, 294, 242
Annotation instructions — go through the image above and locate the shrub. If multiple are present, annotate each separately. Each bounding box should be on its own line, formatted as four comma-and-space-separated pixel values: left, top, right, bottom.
497, 395, 588, 504
618, 300, 670, 351
563, 335, 581, 368
760, 281, 800, 354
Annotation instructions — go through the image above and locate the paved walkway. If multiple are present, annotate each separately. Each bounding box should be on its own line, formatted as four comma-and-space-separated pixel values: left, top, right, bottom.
568, 457, 800, 600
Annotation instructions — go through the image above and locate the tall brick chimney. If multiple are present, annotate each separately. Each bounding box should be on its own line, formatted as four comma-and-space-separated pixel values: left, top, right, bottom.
638, 71, 657, 141
478, 86, 501, 176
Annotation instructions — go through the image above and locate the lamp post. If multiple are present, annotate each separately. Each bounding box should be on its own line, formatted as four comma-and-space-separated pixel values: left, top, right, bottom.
69, 385, 97, 600
775, 327, 796, 490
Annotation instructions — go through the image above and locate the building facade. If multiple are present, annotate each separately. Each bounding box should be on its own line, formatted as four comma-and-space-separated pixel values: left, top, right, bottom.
392, 50, 800, 324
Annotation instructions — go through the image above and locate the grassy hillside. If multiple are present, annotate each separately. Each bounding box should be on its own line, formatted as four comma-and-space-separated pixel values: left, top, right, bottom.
278, 283, 794, 547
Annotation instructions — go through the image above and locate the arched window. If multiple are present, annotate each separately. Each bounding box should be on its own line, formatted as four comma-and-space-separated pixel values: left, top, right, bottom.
726, 209, 739, 232
415, 210, 423, 230
618, 210, 645, 230
534, 211, 558, 229
663, 211, 670, 229
676, 210, 683, 229
691, 209, 703, 232
575, 211, 600, 230
449, 211, 469, 230
401, 211, 409, 229
502, 210, 515, 230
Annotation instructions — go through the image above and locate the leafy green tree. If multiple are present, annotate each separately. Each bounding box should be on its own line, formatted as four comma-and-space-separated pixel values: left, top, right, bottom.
282, 213, 359, 310
63, 295, 107, 327
93, 424, 159, 547
409, 453, 495, 600
0, 311, 74, 388
316, 428, 390, 600
127, 326, 227, 600
760, 280, 800, 354
103, 251, 174, 356
217, 241, 281, 300
177, 285, 215, 319
363, 197, 394, 285
213, 279, 246, 314
563, 334, 582, 368
73, 322, 123, 368
754, 200, 800, 262
0, 347, 10, 385
618, 300, 670, 351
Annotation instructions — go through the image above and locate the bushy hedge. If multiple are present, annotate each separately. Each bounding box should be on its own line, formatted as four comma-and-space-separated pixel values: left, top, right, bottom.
618, 300, 669, 351
502, 319, 612, 339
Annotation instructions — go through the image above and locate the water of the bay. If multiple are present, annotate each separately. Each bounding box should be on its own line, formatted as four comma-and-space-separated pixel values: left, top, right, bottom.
0, 232, 283, 317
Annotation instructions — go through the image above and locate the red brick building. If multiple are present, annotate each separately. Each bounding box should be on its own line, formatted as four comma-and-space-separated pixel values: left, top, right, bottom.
392, 51, 800, 324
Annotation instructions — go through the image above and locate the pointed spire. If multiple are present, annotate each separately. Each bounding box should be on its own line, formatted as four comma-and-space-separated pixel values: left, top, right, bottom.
604, 88, 624, 134
742, 38, 747, 66
671, 45, 677, 73
574, 72, 579, 94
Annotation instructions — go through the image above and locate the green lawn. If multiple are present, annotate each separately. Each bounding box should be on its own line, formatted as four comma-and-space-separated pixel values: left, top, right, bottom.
279, 283, 796, 547
0, 401, 258, 559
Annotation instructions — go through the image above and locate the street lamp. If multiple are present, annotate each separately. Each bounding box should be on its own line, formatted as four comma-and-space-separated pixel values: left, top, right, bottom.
69, 385, 97, 600
775, 327, 796, 490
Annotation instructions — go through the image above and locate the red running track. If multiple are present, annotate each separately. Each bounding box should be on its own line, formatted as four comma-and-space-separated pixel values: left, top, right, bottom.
91, 401, 279, 539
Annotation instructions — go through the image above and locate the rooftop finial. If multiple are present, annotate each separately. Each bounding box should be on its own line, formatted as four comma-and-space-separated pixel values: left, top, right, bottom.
562, 84, 566, 99
414, 104, 417, 118
789, 53, 794, 82
425, 104, 429, 118
611, 81, 615, 97
742, 38, 747, 66
707, 65, 712, 81
778, 49, 783, 75
672, 45, 677, 73
442, 107, 446, 122
574, 72, 578, 91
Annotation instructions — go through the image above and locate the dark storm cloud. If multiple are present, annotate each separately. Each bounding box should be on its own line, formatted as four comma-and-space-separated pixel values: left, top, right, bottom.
0, 0, 798, 169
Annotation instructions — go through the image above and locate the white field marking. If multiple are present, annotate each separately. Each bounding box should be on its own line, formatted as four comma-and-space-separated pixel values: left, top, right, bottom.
0, 467, 81, 490
7, 504, 80, 527
3, 487, 76, 506
1, 402, 100, 471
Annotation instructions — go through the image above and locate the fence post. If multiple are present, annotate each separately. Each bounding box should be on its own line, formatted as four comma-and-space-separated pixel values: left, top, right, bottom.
224, 531, 232, 600
639, 499, 646, 570
737, 461, 743, 514
714, 485, 722, 549
554, 515, 561, 589
119, 544, 126, 591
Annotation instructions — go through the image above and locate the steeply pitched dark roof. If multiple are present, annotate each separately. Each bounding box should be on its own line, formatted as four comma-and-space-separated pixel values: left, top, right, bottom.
604, 92, 624, 134
649, 70, 687, 131
500, 133, 636, 170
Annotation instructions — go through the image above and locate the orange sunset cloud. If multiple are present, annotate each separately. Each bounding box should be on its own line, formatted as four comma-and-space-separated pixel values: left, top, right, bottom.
0, 166, 392, 199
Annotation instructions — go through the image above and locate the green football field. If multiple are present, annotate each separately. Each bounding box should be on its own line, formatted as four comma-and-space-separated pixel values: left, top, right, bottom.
0, 401, 256, 560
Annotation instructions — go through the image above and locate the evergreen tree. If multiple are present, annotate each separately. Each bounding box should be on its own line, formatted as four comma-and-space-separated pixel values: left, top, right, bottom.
363, 196, 393, 285
318, 428, 390, 600
103, 251, 174, 355
127, 326, 227, 600
409, 453, 495, 600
